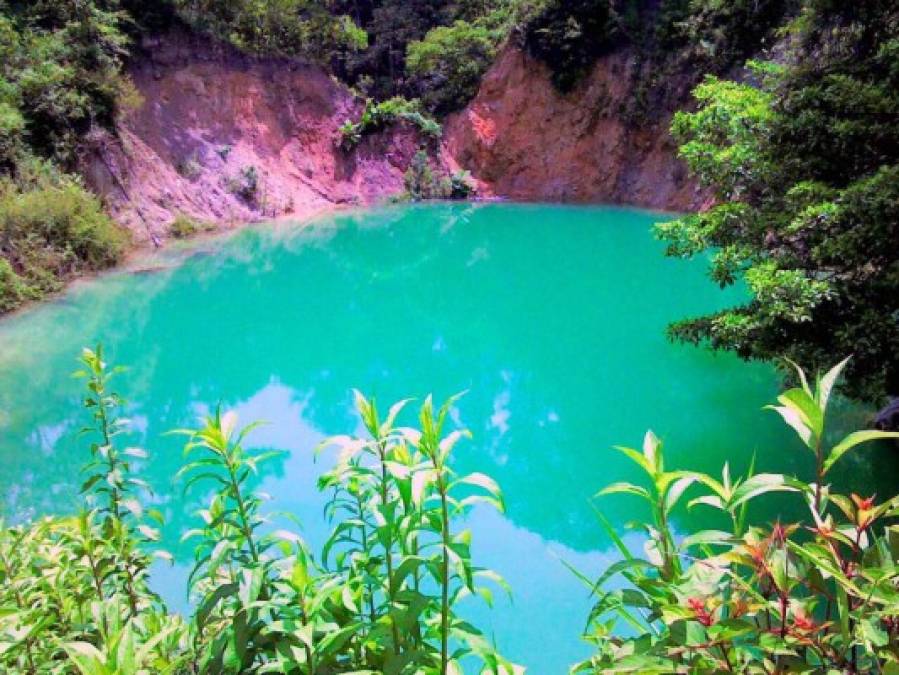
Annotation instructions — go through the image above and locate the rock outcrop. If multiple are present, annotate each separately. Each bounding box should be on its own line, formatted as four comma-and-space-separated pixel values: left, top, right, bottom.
443, 46, 703, 211
85, 33, 428, 245
87, 35, 702, 246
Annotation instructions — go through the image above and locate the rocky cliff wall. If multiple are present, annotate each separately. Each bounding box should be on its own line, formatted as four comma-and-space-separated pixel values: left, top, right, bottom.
88, 36, 701, 247
443, 46, 703, 211
85, 34, 427, 245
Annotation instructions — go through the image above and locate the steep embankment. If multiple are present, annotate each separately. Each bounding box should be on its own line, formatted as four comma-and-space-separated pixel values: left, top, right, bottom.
84, 34, 426, 245
87, 36, 702, 246
444, 46, 704, 211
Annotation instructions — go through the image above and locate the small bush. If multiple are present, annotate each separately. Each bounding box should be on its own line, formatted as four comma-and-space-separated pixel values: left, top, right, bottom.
175, 154, 202, 181
0, 258, 30, 312
404, 152, 475, 201
448, 169, 475, 198
225, 165, 260, 203
168, 213, 213, 239
339, 97, 442, 150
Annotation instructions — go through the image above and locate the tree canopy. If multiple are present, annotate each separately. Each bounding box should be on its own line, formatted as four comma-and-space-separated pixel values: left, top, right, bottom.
657, 1, 899, 402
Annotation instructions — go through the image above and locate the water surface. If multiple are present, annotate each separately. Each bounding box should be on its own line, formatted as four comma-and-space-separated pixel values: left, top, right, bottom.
1, 203, 893, 672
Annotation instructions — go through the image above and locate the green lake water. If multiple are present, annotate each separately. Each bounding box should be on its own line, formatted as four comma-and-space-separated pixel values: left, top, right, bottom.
1, 203, 896, 672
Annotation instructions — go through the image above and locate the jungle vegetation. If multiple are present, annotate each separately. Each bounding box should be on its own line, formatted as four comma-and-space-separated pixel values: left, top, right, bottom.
1, 2, 898, 668
657, 1, 899, 403
0, 347, 520, 674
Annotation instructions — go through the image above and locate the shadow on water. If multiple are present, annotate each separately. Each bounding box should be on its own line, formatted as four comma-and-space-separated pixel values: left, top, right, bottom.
1, 203, 896, 670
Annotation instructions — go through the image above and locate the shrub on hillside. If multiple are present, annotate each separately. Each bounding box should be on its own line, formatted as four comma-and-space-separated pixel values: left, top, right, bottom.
173, 0, 367, 66
339, 97, 442, 151
225, 165, 261, 204
0, 162, 127, 311
404, 151, 475, 201
168, 213, 214, 239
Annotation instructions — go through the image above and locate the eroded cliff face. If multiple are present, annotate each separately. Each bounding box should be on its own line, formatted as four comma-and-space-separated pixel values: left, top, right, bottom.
85, 34, 428, 245
88, 36, 701, 246
443, 46, 703, 211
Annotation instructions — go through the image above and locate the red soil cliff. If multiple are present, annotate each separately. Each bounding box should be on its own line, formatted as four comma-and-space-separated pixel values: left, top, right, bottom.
84, 34, 428, 245
86, 37, 701, 246
443, 46, 703, 211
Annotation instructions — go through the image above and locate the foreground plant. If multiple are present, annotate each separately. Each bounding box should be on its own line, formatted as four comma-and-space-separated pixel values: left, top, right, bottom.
1, 348, 518, 673
576, 358, 899, 673
317, 391, 518, 674
0, 346, 185, 674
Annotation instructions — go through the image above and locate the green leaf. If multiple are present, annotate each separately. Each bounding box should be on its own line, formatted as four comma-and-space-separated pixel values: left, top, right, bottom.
681, 530, 734, 548
824, 430, 899, 474
765, 404, 813, 448
612, 445, 653, 476
858, 616, 889, 648
778, 387, 823, 439
596, 482, 650, 501
784, 357, 813, 398
664, 474, 697, 512
453, 471, 503, 503
63, 642, 109, 675
381, 398, 412, 435
196, 582, 239, 629
643, 430, 662, 473
816, 356, 851, 413
729, 473, 802, 509
588, 558, 653, 594
390, 555, 425, 595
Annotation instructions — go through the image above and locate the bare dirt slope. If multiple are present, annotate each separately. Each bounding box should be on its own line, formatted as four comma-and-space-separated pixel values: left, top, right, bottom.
443, 46, 703, 211
84, 34, 426, 245
86, 36, 701, 247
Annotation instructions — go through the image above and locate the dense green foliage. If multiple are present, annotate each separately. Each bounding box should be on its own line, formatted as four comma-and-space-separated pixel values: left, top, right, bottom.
339, 97, 441, 149
0, 0, 133, 168
519, 0, 615, 92
406, 20, 497, 115
173, 0, 368, 66
0, 346, 184, 672
513, 0, 794, 94
0, 161, 127, 312
577, 358, 899, 672
0, 0, 133, 312
0, 348, 518, 674
650, 0, 793, 70
658, 2, 899, 401
6, 351, 899, 672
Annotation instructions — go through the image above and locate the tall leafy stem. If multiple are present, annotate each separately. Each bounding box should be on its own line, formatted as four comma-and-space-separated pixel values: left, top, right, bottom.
319, 392, 518, 674
176, 408, 284, 670
767, 357, 899, 511
74, 345, 163, 619
355, 391, 407, 656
